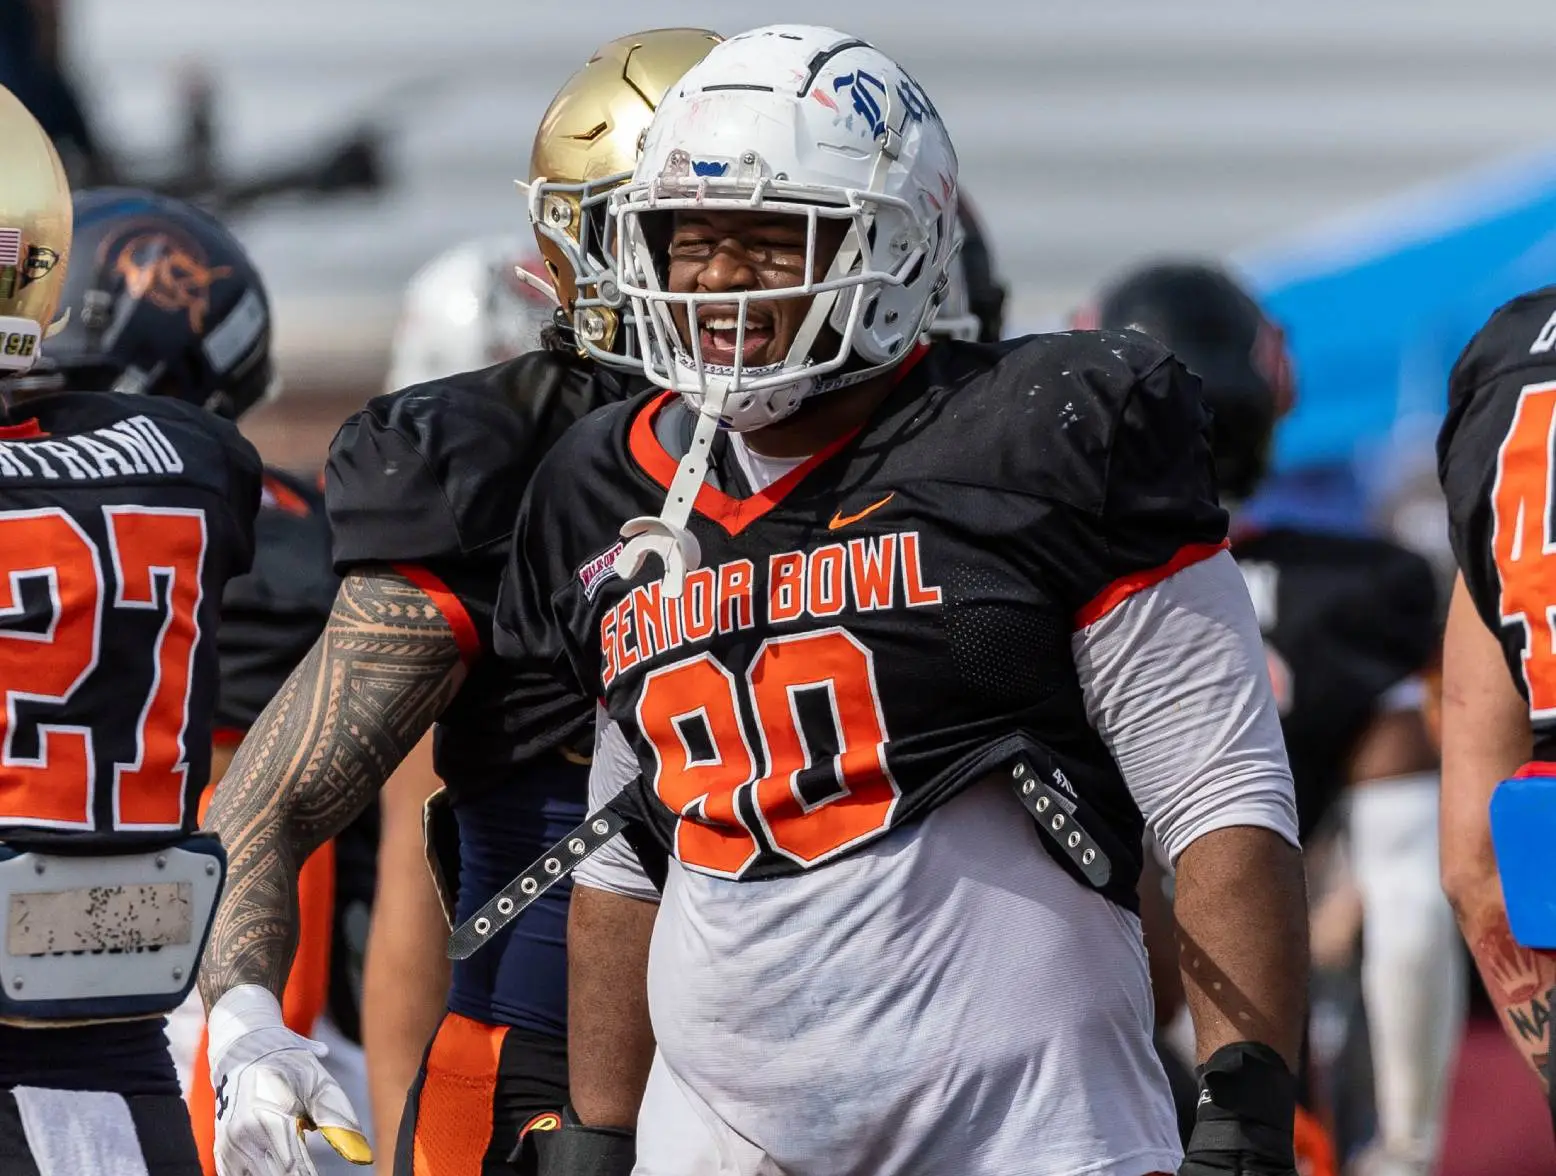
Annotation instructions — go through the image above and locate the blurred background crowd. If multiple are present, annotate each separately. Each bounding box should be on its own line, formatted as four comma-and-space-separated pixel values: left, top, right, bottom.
12, 0, 1556, 1171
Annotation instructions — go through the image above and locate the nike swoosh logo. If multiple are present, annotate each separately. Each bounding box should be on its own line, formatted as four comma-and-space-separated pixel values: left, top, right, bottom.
828, 492, 894, 530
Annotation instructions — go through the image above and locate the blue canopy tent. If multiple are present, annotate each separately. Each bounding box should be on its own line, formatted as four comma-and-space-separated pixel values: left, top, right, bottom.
1227, 148, 1556, 530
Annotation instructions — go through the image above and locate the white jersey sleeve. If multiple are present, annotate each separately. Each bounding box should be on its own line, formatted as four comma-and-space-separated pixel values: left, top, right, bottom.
1073, 548, 1300, 863
575, 705, 661, 903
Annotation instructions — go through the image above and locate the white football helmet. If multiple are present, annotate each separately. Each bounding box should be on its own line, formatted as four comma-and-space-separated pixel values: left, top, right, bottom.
928, 250, 978, 342
384, 236, 554, 392
924, 195, 1007, 344
612, 24, 960, 431
609, 26, 958, 597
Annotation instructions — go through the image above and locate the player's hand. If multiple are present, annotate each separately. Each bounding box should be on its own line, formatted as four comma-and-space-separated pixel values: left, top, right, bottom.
509, 1104, 635, 1176
1177, 1042, 1298, 1176
208, 984, 373, 1175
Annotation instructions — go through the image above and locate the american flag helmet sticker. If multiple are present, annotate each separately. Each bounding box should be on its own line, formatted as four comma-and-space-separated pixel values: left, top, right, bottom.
0, 229, 20, 268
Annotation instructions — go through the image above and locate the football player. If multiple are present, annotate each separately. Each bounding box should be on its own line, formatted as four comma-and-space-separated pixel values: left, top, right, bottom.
360, 234, 561, 1158
0, 91, 263, 1176
1090, 262, 1461, 1176
492, 25, 1307, 1176
45, 185, 354, 1176
1437, 286, 1556, 1127
193, 29, 722, 1176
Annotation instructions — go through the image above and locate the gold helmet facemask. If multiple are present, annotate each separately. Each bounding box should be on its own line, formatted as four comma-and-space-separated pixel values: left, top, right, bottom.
519, 28, 720, 371
0, 85, 71, 376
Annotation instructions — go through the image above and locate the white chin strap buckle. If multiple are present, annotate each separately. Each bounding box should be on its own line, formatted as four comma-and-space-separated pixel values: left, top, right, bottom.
613, 374, 732, 598
614, 518, 702, 599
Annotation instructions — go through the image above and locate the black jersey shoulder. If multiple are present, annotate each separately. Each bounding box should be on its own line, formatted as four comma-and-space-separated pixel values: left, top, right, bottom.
1443, 284, 1556, 433
326, 349, 634, 571
1236, 526, 1439, 672
904, 330, 1217, 518
1439, 286, 1556, 613
901, 332, 1225, 615
216, 466, 339, 732
1234, 526, 1438, 832
0, 391, 261, 576
13, 390, 262, 503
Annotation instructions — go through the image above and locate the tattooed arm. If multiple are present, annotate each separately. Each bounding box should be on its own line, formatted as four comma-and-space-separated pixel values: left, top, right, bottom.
199, 568, 467, 1006
1440, 574, 1556, 1084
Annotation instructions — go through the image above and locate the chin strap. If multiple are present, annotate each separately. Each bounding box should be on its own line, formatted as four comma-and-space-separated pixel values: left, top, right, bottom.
510, 263, 561, 307
612, 379, 727, 598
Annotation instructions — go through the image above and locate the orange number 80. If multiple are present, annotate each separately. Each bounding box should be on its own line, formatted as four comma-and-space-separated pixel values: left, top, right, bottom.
634, 628, 900, 877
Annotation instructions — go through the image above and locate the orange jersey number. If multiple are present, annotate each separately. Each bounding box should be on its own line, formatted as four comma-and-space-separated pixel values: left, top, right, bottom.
0, 506, 207, 831
635, 627, 899, 876
1492, 381, 1556, 717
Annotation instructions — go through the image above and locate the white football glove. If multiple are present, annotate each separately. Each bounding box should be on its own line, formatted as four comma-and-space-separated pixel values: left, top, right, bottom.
207, 984, 372, 1175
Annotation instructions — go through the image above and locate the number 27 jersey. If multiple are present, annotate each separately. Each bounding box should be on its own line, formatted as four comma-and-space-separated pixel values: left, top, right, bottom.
0, 392, 260, 845
498, 332, 1227, 888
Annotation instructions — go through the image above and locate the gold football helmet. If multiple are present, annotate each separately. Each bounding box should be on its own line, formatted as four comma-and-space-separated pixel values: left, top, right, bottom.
0, 85, 71, 374
522, 28, 720, 368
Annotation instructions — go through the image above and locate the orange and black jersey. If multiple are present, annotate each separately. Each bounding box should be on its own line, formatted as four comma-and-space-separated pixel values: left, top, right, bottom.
497, 331, 1228, 903
1231, 526, 1437, 838
325, 347, 639, 1036
0, 391, 260, 849
1440, 285, 1556, 758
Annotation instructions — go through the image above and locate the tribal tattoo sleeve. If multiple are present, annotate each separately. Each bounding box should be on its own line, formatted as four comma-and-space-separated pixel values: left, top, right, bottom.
198, 568, 467, 1005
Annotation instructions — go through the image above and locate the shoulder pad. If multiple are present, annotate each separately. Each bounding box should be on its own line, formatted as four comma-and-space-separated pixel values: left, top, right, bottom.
140, 395, 263, 569
1449, 285, 1556, 408
957, 329, 1205, 517
141, 393, 265, 498
1439, 288, 1556, 601
930, 332, 1224, 618
327, 350, 630, 570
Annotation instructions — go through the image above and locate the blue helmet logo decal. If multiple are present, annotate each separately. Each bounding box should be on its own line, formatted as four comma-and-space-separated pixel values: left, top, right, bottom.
833, 70, 888, 139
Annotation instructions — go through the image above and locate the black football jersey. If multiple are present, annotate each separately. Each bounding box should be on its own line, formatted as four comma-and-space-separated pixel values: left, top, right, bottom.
1440, 285, 1556, 758
327, 347, 641, 1034
1232, 527, 1437, 838
497, 332, 1229, 902
0, 391, 260, 847
215, 466, 338, 736
326, 348, 638, 792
